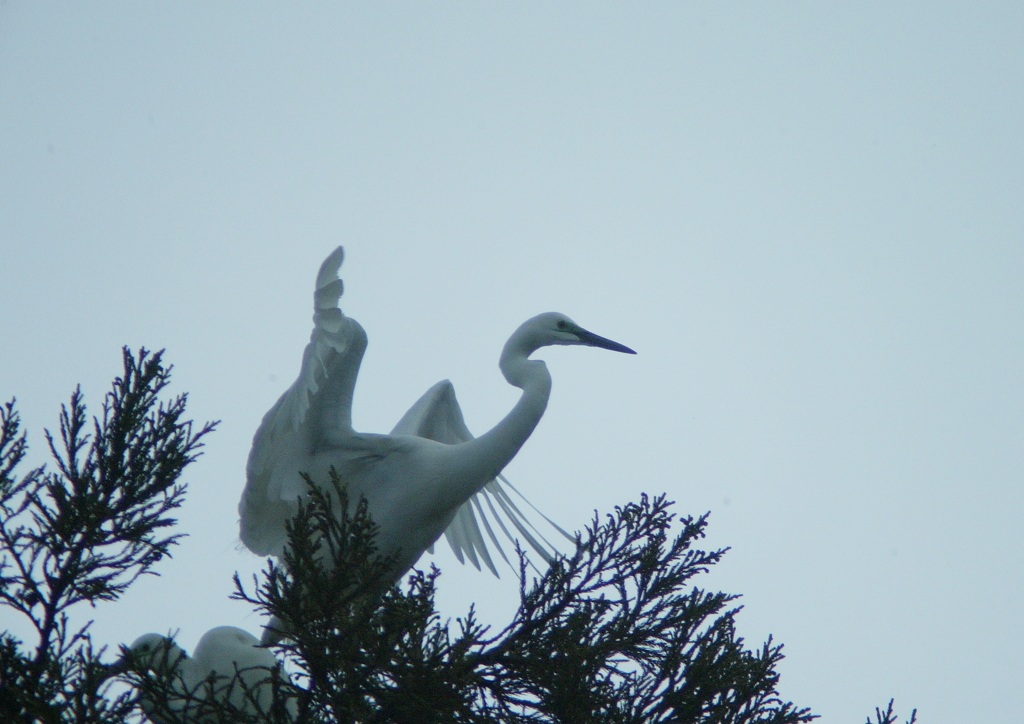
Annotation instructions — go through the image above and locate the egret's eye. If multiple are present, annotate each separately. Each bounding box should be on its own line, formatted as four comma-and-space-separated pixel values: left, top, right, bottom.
557, 320, 568, 330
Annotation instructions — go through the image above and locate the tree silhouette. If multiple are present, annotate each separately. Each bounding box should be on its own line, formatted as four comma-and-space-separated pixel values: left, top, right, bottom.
0, 349, 215, 724
1, 349, 912, 723
233, 474, 814, 724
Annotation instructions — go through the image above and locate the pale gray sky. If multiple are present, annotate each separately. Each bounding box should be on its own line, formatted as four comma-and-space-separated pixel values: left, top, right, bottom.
2, 4, 1022, 722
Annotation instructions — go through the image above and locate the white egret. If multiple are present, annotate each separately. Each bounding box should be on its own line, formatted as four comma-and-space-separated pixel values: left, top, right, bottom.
118, 626, 296, 722
239, 247, 634, 637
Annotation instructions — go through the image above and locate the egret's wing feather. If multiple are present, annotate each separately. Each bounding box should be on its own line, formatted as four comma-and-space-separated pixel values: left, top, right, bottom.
497, 474, 577, 545
442, 501, 500, 576
390, 379, 473, 443
445, 507, 474, 567
240, 247, 368, 556
478, 486, 519, 554
475, 486, 554, 575
486, 482, 557, 564
391, 380, 498, 574
391, 380, 565, 576
471, 493, 512, 567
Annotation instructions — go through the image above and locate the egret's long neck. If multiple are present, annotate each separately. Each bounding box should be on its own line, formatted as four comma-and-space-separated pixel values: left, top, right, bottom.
444, 328, 551, 501
488, 331, 552, 455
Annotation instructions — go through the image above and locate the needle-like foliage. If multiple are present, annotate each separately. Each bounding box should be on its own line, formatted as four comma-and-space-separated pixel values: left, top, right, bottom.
235, 475, 817, 724
0, 348, 216, 724
865, 701, 917, 724
1, 350, 912, 724
118, 640, 297, 724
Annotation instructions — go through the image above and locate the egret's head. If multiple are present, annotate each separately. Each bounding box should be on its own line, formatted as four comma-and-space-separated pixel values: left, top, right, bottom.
526, 312, 636, 354
120, 633, 187, 673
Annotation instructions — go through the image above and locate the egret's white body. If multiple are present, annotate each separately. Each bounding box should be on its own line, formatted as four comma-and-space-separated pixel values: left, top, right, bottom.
239, 247, 634, 602
122, 626, 295, 722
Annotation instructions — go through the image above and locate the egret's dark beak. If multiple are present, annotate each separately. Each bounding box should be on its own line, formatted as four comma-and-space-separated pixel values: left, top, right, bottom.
574, 327, 636, 355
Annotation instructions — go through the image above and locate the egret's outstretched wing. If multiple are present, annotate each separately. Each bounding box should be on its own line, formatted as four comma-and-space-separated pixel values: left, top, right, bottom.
391, 380, 573, 576
240, 247, 368, 556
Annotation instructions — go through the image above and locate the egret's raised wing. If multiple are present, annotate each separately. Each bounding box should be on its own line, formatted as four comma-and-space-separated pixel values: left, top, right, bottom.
391, 380, 573, 576
240, 246, 368, 556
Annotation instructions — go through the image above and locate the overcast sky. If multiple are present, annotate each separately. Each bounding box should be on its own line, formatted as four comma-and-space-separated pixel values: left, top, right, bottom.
2, 4, 1022, 722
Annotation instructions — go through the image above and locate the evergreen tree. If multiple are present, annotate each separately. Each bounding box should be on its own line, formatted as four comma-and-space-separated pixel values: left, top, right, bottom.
864, 701, 917, 724
234, 475, 814, 724
0, 349, 216, 724
1, 349, 913, 723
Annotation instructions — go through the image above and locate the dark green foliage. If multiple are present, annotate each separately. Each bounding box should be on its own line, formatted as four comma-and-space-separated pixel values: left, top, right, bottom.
1, 349, 911, 723
866, 701, 917, 724
235, 475, 817, 724
0, 349, 216, 724
120, 641, 297, 724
